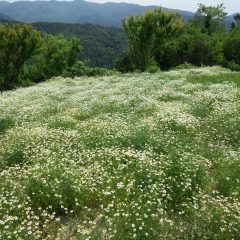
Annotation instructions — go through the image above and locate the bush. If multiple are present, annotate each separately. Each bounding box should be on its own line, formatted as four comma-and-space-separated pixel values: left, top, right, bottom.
63, 61, 116, 77
173, 62, 195, 70
23, 35, 81, 83
115, 51, 136, 73
122, 7, 183, 72
146, 59, 160, 73
223, 29, 240, 65
226, 61, 240, 71
0, 24, 41, 90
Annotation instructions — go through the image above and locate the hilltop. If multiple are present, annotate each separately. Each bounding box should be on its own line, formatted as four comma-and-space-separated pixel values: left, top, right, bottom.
1, 67, 240, 239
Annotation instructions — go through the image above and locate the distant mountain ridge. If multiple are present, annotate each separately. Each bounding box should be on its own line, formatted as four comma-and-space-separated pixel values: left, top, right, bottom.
0, 0, 195, 27
0, 1, 237, 28
0, 11, 12, 20
226, 14, 236, 23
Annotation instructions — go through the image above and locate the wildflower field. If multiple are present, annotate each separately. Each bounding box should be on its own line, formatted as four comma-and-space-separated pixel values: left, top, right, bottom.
0, 67, 240, 240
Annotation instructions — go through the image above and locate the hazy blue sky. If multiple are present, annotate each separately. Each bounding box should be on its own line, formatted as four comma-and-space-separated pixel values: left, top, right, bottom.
87, 0, 239, 14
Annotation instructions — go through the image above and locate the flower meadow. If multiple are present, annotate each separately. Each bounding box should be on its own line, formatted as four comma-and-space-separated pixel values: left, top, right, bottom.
0, 67, 240, 240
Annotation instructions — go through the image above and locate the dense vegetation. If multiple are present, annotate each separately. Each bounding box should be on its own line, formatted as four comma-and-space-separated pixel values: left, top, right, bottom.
0, 19, 127, 69
116, 5, 240, 72
1, 67, 240, 239
32, 22, 126, 68
0, 24, 41, 90
0, 4, 240, 91
0, 24, 116, 91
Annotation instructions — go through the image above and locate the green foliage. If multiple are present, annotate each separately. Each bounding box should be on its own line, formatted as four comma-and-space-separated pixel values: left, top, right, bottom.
145, 58, 160, 73
226, 61, 240, 72
114, 51, 136, 73
176, 24, 225, 67
223, 28, 240, 68
32, 22, 127, 68
62, 61, 117, 78
154, 39, 180, 69
3, 150, 25, 167
193, 3, 227, 34
215, 159, 240, 198
121, 7, 183, 71
117, 5, 237, 72
173, 62, 195, 70
0, 24, 41, 90
23, 34, 81, 83
25, 167, 90, 215
231, 13, 240, 29
187, 72, 240, 87
0, 23, 118, 91
0, 117, 14, 134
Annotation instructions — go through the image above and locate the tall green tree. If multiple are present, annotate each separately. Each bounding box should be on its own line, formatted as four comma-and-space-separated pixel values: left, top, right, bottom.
176, 23, 225, 67
231, 13, 240, 29
122, 8, 183, 71
223, 28, 240, 66
193, 3, 227, 34
0, 24, 41, 90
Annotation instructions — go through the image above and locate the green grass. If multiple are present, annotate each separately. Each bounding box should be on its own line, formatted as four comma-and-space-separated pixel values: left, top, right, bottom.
0, 116, 14, 133
187, 72, 240, 87
0, 67, 240, 239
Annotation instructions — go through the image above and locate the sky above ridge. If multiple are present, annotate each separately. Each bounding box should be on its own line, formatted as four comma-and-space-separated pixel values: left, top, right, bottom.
87, 0, 239, 14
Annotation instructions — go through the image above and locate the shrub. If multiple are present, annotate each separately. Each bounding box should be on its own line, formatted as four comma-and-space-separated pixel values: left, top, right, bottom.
146, 59, 160, 73
173, 62, 195, 70
0, 24, 41, 90
23, 35, 81, 83
226, 61, 240, 71
115, 51, 136, 73
122, 7, 183, 72
223, 29, 240, 65
63, 61, 116, 77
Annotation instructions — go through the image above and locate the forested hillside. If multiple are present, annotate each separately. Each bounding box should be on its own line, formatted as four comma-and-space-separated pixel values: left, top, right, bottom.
0, 0, 194, 27
0, 17, 126, 68
32, 22, 126, 68
0, 12, 12, 21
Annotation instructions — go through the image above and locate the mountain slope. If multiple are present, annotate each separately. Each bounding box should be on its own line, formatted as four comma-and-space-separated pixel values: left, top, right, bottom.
226, 14, 236, 23
0, 0, 193, 27
32, 22, 126, 67
1, 67, 240, 239
0, 11, 12, 20
0, 1, 236, 28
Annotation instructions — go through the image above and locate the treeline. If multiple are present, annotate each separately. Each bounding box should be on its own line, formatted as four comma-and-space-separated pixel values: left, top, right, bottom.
116, 4, 240, 72
0, 24, 114, 91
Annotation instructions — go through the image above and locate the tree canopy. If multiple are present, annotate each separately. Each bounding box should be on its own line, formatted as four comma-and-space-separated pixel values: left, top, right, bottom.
232, 13, 240, 29
193, 3, 227, 34
116, 5, 240, 72
121, 8, 183, 71
0, 24, 41, 89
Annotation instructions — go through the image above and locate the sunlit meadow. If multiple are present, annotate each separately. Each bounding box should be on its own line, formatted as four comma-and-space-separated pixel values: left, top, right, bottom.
0, 67, 240, 239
